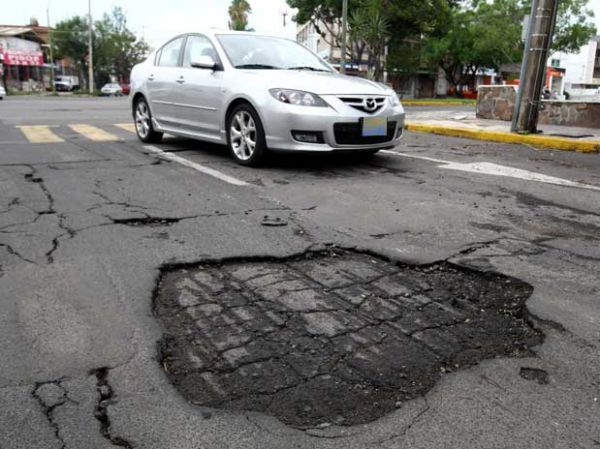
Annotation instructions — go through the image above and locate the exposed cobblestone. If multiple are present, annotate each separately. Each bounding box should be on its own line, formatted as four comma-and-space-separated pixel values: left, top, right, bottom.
154, 249, 543, 428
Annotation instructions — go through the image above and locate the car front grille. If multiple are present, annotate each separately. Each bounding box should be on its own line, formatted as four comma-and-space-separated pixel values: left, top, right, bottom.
333, 121, 397, 145
338, 96, 386, 113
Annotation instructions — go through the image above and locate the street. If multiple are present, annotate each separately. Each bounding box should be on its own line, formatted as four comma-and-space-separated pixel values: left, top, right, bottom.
0, 96, 599, 448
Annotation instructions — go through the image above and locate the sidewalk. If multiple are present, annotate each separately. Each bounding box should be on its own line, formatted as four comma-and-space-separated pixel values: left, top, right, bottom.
404, 109, 600, 153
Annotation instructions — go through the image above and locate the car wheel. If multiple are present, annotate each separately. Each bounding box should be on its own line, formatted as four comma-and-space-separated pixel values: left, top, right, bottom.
134, 97, 163, 143
227, 104, 267, 166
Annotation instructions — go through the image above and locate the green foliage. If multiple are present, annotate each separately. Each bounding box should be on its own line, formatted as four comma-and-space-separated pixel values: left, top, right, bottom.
349, 0, 391, 80
423, 0, 596, 95
550, 0, 597, 52
52, 16, 89, 67
94, 7, 149, 85
229, 0, 253, 31
288, 0, 454, 79
52, 7, 148, 88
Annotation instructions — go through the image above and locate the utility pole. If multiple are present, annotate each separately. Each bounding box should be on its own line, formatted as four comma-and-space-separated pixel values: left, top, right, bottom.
46, 5, 56, 95
87, 0, 94, 94
340, 0, 348, 74
511, 0, 559, 133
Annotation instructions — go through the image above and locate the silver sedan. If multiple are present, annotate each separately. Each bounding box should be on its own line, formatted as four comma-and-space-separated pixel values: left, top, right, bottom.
129, 30, 405, 166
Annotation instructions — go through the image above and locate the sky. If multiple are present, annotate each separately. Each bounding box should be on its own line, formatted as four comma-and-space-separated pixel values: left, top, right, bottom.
2, 0, 298, 48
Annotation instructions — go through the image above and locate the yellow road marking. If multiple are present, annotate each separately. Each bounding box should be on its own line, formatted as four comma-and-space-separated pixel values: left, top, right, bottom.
115, 123, 136, 133
17, 125, 64, 143
68, 124, 118, 141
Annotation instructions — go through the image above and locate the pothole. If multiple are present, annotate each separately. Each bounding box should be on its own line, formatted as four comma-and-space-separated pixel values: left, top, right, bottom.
154, 249, 543, 428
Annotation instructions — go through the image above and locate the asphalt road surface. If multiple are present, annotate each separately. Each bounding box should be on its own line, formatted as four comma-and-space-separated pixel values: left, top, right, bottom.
0, 96, 599, 449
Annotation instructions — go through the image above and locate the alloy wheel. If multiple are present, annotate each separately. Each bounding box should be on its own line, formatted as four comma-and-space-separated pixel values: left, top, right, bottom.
230, 111, 256, 161
135, 101, 150, 139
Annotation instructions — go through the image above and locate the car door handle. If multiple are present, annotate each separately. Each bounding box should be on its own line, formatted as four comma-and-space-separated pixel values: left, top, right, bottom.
176, 77, 185, 84
147, 75, 155, 81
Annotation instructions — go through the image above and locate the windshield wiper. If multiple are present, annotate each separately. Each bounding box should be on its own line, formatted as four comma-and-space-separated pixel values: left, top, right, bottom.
287, 66, 329, 72
235, 64, 280, 69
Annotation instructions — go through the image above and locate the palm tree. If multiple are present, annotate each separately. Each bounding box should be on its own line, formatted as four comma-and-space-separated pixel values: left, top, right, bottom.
228, 0, 252, 31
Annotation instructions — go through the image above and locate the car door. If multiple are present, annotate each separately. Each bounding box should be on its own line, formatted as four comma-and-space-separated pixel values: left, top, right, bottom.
172, 34, 224, 140
146, 36, 185, 126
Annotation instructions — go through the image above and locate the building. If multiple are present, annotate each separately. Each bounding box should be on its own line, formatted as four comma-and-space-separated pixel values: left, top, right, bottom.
561, 35, 600, 85
296, 20, 371, 74
0, 20, 53, 92
583, 36, 600, 84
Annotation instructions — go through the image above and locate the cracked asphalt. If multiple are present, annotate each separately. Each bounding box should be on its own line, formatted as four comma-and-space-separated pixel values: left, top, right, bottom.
1, 96, 599, 448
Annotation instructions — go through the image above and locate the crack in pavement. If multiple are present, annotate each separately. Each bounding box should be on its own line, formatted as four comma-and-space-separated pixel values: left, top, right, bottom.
91, 367, 135, 449
368, 398, 431, 447
31, 380, 72, 449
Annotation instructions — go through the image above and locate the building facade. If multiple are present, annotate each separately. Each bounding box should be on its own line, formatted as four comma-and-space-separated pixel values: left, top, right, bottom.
0, 21, 53, 92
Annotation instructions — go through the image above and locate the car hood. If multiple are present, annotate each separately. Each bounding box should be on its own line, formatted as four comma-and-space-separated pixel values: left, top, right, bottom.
238, 70, 391, 96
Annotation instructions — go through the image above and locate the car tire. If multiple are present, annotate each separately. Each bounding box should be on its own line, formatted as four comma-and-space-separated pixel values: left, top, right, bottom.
226, 103, 267, 166
134, 97, 163, 143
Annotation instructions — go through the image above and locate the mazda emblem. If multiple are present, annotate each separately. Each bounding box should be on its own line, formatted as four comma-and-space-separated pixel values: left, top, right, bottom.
364, 98, 377, 111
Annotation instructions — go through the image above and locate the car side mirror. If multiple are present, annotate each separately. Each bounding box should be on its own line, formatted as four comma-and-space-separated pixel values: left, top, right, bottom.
191, 55, 217, 70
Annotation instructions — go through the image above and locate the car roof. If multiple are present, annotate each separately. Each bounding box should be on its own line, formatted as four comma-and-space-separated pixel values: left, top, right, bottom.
183, 29, 294, 41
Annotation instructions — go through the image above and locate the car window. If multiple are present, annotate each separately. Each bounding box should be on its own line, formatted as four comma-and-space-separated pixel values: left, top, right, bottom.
182, 35, 219, 67
158, 37, 184, 67
217, 34, 331, 71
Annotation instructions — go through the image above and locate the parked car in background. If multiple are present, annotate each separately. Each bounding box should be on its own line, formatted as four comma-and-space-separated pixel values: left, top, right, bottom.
129, 30, 405, 166
100, 83, 124, 96
120, 83, 131, 95
0, 84, 5, 99
55, 75, 80, 92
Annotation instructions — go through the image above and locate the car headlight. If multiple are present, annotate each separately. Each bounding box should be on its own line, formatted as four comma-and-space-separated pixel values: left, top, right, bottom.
269, 89, 327, 107
389, 92, 401, 107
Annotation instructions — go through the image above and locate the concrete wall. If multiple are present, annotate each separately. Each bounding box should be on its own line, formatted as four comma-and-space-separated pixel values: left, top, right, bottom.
476, 85, 517, 121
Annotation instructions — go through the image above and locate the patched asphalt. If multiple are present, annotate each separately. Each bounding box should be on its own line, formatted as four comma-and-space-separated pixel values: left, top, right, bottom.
155, 249, 542, 428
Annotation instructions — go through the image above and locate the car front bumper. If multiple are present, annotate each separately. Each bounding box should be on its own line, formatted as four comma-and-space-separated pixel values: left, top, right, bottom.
261, 96, 405, 152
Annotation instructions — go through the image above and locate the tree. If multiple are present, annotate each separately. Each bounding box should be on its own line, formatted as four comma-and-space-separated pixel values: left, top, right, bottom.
52, 16, 90, 89
349, 0, 391, 80
548, 0, 597, 52
229, 0, 253, 31
94, 7, 149, 86
287, 0, 454, 79
52, 8, 149, 89
423, 0, 597, 96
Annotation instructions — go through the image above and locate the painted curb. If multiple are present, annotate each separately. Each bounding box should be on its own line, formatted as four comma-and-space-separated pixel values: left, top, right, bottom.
402, 100, 476, 106
405, 122, 600, 153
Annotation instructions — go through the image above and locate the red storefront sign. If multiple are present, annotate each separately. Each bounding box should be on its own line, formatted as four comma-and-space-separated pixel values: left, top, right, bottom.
2, 50, 44, 66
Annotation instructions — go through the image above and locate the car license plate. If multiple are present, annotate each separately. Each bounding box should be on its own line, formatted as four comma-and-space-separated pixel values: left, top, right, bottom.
362, 117, 387, 137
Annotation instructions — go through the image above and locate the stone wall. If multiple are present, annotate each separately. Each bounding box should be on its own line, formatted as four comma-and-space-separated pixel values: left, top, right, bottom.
476, 85, 600, 129
476, 85, 517, 121
538, 101, 600, 128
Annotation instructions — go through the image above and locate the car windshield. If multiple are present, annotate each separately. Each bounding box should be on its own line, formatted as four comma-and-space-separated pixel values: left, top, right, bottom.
217, 34, 331, 72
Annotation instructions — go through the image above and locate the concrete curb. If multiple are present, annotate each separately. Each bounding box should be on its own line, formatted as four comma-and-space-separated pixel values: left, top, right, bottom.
405, 122, 600, 153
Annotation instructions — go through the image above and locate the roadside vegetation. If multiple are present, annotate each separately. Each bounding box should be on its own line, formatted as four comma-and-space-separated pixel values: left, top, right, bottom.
52, 7, 149, 90
289, 0, 597, 92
